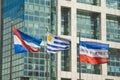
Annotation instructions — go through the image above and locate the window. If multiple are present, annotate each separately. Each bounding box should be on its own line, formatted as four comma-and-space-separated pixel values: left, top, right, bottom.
66, 0, 71, 1
77, 0, 100, 6
61, 7, 71, 35
61, 50, 71, 71
106, 0, 120, 10
106, 14, 120, 42
77, 10, 100, 39
106, 79, 114, 80
50, 53, 57, 80
61, 78, 71, 80
2, 0, 52, 79
108, 48, 120, 76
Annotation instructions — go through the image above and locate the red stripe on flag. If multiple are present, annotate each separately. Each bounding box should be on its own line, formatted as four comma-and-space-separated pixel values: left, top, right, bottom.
79, 54, 108, 65
13, 27, 40, 52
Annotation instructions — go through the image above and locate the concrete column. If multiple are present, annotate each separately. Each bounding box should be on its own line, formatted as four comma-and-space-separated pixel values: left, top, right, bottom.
71, 1, 78, 80
102, 64, 108, 76
100, 0, 107, 41
101, 12, 107, 41
100, 0, 108, 76
56, 0, 61, 36
56, 0, 62, 80
57, 53, 62, 80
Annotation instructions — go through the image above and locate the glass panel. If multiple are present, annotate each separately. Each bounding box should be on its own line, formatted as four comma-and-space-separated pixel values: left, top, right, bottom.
77, 0, 100, 6
2, 0, 55, 80
106, 14, 120, 42
61, 49, 71, 71
50, 53, 57, 80
77, 10, 100, 39
107, 48, 120, 76
61, 7, 71, 35
2, 0, 24, 80
61, 78, 71, 80
106, 0, 120, 10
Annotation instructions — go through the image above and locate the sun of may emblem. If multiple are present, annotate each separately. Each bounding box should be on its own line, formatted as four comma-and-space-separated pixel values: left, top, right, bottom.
47, 34, 52, 41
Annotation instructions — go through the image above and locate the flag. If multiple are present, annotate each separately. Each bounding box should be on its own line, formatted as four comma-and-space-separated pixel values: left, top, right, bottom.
13, 27, 42, 54
47, 34, 71, 53
79, 41, 109, 65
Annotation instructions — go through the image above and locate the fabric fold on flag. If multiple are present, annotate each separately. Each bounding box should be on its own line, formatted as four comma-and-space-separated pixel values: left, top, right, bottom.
47, 34, 71, 53
13, 27, 42, 54
79, 41, 109, 65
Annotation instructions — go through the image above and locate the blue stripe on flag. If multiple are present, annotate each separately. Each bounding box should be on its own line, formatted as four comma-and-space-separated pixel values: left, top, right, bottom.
14, 44, 28, 53
17, 30, 42, 46
54, 41, 69, 45
54, 36, 70, 42
80, 41, 109, 50
47, 44, 69, 49
47, 48, 60, 53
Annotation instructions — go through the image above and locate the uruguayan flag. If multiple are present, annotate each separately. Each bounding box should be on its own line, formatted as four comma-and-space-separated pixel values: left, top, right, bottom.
13, 27, 42, 54
47, 34, 71, 53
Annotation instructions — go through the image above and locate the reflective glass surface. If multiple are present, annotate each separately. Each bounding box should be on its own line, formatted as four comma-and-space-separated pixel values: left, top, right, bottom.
77, 0, 100, 6
61, 50, 71, 71
106, 15, 120, 42
2, 0, 56, 80
61, 78, 71, 80
106, 0, 120, 10
2, 0, 24, 80
23, 0, 52, 79
61, 7, 71, 35
108, 48, 120, 76
77, 10, 100, 39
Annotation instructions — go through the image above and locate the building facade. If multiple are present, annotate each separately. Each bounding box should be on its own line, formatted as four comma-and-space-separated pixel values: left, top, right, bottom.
0, 0, 120, 80
57, 0, 120, 80
1, 0, 54, 80
0, 0, 3, 80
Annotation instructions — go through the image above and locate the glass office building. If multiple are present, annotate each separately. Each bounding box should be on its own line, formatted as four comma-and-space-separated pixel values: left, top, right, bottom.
0, 0, 120, 80
1, 0, 56, 80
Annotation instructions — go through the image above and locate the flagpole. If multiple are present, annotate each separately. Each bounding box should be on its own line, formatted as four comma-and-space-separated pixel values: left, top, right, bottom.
45, 27, 49, 80
56, 0, 58, 80
10, 22, 13, 80
46, 51, 49, 80
56, 50, 58, 80
78, 32, 81, 80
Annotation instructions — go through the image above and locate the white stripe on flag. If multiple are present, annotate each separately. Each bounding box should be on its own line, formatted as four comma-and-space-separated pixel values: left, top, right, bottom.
47, 34, 70, 53
80, 46, 108, 58
14, 35, 40, 49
